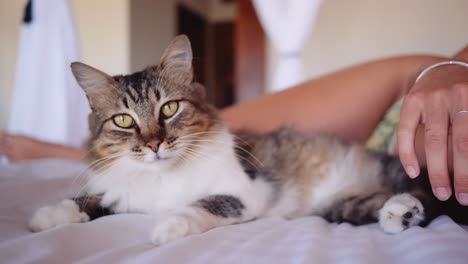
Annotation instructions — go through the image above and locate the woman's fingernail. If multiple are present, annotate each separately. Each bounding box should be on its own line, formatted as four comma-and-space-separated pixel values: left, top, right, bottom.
457, 193, 468, 205
435, 187, 450, 201
406, 166, 417, 178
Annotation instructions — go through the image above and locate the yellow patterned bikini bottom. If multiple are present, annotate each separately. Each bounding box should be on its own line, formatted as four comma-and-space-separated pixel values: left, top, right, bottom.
365, 99, 403, 156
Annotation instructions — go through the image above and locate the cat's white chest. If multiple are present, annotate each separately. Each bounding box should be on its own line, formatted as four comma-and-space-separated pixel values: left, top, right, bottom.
86, 153, 246, 215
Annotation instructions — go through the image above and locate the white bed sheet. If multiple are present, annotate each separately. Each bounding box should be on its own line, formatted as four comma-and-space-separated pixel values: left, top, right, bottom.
1, 159, 467, 264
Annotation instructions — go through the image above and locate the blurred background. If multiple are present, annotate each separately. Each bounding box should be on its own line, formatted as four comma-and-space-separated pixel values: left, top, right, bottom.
1, 0, 468, 138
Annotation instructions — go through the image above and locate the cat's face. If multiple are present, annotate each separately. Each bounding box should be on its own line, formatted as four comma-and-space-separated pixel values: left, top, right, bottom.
71, 35, 221, 168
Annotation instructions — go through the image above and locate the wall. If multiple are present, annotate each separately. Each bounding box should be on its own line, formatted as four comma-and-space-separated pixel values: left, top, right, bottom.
0, 0, 130, 130
130, 0, 175, 72
0, 0, 25, 131
128, 0, 235, 73
73, 0, 130, 75
267, 0, 468, 87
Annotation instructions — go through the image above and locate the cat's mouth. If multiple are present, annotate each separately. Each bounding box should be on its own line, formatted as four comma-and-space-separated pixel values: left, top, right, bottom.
142, 151, 171, 163
155, 154, 169, 160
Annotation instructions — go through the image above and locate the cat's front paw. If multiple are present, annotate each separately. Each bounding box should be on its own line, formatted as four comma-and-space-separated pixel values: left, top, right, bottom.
150, 215, 198, 246
378, 193, 424, 234
29, 199, 89, 232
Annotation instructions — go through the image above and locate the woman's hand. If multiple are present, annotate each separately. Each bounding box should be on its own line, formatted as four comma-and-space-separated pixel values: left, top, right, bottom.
0, 132, 50, 162
398, 63, 468, 205
0, 132, 84, 162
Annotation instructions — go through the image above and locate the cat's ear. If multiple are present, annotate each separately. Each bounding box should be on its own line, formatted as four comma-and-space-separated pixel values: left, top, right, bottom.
71, 62, 114, 94
159, 35, 193, 84
71, 62, 118, 111
190, 82, 206, 101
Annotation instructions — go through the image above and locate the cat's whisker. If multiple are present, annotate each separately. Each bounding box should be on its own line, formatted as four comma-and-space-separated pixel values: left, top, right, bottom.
174, 152, 185, 164
175, 150, 193, 166
177, 131, 253, 149
73, 163, 115, 200
176, 130, 222, 139
178, 130, 254, 148
177, 139, 264, 168
181, 145, 240, 172
128, 152, 145, 161
181, 144, 240, 169
179, 146, 205, 160
178, 150, 228, 174
77, 161, 119, 207
72, 152, 129, 198
179, 146, 214, 164
179, 141, 262, 172
76, 150, 128, 174
69, 151, 129, 192
181, 146, 252, 180
70, 157, 115, 186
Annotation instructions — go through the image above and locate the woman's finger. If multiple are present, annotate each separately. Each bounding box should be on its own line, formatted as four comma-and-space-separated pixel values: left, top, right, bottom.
452, 83, 468, 205
398, 95, 423, 178
452, 114, 468, 205
423, 95, 452, 201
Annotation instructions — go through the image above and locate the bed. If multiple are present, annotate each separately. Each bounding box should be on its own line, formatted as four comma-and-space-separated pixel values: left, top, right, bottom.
1, 159, 467, 264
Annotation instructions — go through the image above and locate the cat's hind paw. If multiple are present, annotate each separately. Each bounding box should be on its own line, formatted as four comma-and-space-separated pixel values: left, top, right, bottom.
150, 214, 197, 246
29, 199, 89, 232
378, 193, 424, 234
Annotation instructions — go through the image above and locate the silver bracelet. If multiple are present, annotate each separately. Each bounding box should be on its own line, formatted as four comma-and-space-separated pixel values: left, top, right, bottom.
415, 60, 468, 83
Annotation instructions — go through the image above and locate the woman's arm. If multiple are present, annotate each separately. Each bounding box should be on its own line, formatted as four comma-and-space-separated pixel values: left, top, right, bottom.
222, 55, 445, 143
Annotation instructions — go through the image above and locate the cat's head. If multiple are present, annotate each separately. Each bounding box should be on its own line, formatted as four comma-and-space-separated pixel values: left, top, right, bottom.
71, 35, 222, 169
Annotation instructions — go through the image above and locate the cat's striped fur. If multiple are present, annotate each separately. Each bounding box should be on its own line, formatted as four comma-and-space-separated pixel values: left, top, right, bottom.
29, 35, 467, 245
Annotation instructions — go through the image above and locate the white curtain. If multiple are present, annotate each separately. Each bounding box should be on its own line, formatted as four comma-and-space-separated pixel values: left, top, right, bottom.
252, 0, 322, 92
8, 0, 89, 147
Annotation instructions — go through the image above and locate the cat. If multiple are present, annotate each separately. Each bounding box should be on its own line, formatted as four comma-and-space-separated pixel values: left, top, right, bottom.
29, 35, 467, 245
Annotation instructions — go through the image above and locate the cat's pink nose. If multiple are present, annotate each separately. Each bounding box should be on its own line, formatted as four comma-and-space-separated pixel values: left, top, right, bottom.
146, 140, 161, 153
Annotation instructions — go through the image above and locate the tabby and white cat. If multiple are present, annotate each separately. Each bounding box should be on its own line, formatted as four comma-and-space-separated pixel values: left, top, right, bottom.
29, 35, 467, 245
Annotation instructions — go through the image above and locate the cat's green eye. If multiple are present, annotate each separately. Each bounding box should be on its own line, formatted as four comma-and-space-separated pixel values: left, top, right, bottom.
113, 114, 134, 128
161, 101, 179, 118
